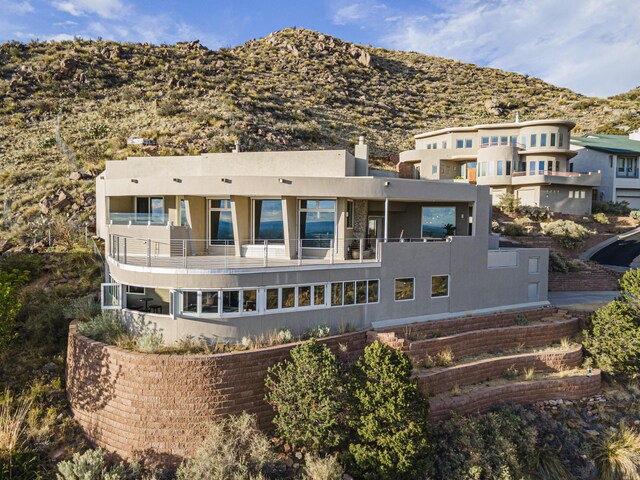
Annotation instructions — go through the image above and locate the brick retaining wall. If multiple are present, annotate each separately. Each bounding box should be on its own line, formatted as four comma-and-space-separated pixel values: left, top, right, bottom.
415, 345, 583, 396
429, 370, 602, 422
66, 322, 367, 462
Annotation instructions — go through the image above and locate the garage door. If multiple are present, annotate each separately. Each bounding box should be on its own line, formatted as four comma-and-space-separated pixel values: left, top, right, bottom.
617, 196, 640, 209
517, 189, 536, 206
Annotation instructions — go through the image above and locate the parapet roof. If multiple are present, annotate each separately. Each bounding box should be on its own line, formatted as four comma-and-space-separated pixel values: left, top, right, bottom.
571, 134, 640, 155
414, 119, 576, 139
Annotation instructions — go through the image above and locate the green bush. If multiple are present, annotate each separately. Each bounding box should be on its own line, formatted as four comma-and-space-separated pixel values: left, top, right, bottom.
176, 413, 278, 480
592, 201, 631, 216
0, 449, 46, 480
502, 221, 525, 237
63, 295, 101, 322
583, 269, 640, 378
0, 254, 42, 280
265, 340, 347, 452
548, 251, 583, 273
135, 330, 163, 353
497, 193, 521, 213
542, 220, 590, 249
77, 311, 128, 344
303, 454, 344, 480
593, 212, 610, 224
305, 325, 331, 339
515, 205, 551, 221
56, 448, 133, 480
0, 269, 29, 349
347, 341, 429, 479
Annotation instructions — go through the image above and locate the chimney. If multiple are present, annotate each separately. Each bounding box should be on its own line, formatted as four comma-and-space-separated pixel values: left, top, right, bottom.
515, 112, 520, 123
354, 135, 369, 176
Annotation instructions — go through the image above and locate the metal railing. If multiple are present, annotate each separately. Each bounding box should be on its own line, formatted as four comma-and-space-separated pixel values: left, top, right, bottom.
512, 170, 584, 177
109, 213, 170, 225
107, 234, 449, 271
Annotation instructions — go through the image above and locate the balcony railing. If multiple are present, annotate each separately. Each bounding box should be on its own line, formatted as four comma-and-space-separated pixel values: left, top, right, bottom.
616, 168, 639, 179
480, 141, 525, 149
107, 234, 448, 271
511, 170, 583, 177
109, 213, 170, 225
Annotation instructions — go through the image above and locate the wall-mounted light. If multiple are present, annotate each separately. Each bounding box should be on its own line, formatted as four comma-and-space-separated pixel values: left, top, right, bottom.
173, 178, 182, 183
131, 179, 138, 183
384, 181, 391, 187
221, 178, 231, 183
279, 178, 292, 184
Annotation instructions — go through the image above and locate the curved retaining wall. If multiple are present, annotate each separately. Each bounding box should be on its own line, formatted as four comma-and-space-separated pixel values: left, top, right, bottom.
415, 345, 583, 396
66, 322, 366, 462
399, 318, 580, 361
429, 370, 602, 422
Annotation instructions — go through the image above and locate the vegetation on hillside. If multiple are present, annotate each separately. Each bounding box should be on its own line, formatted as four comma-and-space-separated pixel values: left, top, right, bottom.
2, 28, 640, 247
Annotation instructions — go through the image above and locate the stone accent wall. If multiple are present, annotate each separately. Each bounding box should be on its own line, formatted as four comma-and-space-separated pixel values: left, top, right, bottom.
416, 345, 583, 396
353, 199, 368, 240
66, 323, 367, 462
429, 371, 602, 422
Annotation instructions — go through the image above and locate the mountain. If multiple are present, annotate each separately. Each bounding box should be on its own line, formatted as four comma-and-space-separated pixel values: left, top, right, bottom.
0, 27, 639, 245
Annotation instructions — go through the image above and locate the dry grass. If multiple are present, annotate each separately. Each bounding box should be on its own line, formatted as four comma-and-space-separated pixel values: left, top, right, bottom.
593, 422, 640, 480
434, 348, 455, 367
524, 367, 536, 381
0, 388, 33, 453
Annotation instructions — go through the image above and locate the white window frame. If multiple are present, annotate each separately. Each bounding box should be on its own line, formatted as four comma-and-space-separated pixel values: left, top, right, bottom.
298, 198, 337, 250
126, 285, 145, 295
252, 198, 285, 243
207, 198, 234, 246
431, 274, 450, 298
101, 283, 123, 310
394, 277, 415, 302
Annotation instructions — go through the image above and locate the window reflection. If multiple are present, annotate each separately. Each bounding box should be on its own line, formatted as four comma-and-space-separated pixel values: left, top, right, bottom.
254, 200, 284, 242
421, 207, 456, 238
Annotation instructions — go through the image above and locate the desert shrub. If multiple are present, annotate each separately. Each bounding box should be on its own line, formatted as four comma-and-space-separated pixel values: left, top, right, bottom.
515, 314, 529, 326
516, 205, 551, 221
631, 210, 640, 220
0, 254, 42, 279
502, 221, 525, 236
427, 406, 537, 479
548, 251, 583, 273
497, 193, 521, 213
306, 325, 331, 339
347, 341, 429, 479
491, 220, 501, 233
63, 294, 101, 322
593, 422, 640, 480
593, 212, 610, 224
265, 340, 346, 452
303, 454, 344, 480
542, 220, 590, 249
583, 269, 640, 378
592, 201, 631, 216
0, 269, 29, 349
176, 413, 278, 480
434, 348, 455, 366
135, 330, 163, 353
56, 448, 134, 480
157, 102, 184, 117
77, 311, 128, 344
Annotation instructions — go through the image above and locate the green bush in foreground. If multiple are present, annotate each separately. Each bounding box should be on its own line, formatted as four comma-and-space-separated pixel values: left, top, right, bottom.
265, 340, 347, 452
176, 413, 278, 480
77, 311, 128, 344
56, 448, 132, 480
347, 341, 429, 480
542, 220, 590, 249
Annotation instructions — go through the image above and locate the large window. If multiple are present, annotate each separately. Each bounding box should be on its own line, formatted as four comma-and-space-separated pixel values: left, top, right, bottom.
254, 199, 284, 242
182, 289, 257, 316
395, 278, 414, 301
135, 197, 164, 224
431, 275, 449, 297
331, 280, 378, 306
617, 157, 638, 178
300, 199, 335, 248
209, 199, 234, 245
422, 207, 456, 238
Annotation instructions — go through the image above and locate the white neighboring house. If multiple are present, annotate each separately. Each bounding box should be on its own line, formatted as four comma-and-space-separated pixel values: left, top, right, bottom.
570, 133, 640, 208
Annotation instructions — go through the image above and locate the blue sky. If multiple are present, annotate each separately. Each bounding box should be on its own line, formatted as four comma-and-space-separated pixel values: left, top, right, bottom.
1, 0, 639, 97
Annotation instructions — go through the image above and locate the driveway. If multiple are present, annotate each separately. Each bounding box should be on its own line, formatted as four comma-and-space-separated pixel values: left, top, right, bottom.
548, 291, 618, 307
590, 232, 640, 267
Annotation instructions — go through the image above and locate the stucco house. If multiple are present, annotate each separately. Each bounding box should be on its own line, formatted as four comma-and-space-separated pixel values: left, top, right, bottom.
96, 141, 548, 343
569, 133, 640, 208
398, 119, 601, 214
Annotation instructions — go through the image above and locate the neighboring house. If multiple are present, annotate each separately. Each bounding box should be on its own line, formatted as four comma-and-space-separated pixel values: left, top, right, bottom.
570, 133, 640, 208
398, 119, 601, 214
96, 141, 548, 343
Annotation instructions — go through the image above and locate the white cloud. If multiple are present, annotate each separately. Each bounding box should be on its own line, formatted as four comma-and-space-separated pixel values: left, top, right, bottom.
337, 0, 640, 97
46, 32, 76, 41
332, 1, 387, 26
52, 0, 125, 19
0, 0, 34, 14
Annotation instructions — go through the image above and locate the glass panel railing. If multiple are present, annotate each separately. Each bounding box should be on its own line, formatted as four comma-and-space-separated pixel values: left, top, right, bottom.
109, 213, 169, 225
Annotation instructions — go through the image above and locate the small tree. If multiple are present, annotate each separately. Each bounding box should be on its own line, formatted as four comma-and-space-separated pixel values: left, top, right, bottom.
583, 269, 640, 378
497, 193, 521, 214
347, 341, 429, 479
265, 340, 346, 452
0, 269, 29, 349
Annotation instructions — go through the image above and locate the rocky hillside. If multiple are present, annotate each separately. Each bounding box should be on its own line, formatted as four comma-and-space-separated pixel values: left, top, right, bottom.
0, 27, 639, 245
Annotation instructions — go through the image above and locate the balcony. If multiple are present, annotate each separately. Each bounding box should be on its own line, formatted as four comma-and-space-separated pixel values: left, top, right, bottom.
511, 170, 600, 187
109, 212, 170, 226
107, 234, 449, 273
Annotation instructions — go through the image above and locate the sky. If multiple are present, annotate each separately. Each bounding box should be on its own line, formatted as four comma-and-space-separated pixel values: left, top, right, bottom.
1, 0, 639, 97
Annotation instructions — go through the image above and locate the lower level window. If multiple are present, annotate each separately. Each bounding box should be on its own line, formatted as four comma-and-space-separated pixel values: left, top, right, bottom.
331, 280, 378, 306
431, 275, 449, 297
183, 289, 254, 315
395, 278, 414, 301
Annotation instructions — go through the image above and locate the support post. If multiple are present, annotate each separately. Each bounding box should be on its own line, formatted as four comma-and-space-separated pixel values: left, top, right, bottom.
384, 197, 389, 242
